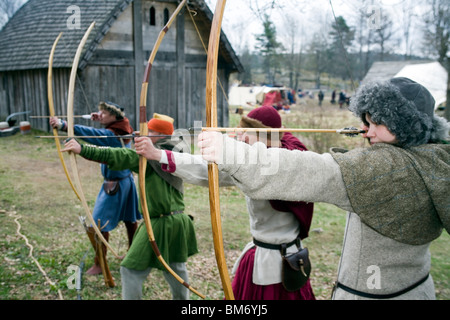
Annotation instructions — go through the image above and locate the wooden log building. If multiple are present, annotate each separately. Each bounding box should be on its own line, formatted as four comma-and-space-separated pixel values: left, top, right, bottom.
0, 0, 243, 132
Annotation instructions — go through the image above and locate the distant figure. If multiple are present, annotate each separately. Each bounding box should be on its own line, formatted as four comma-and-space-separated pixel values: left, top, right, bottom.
318, 90, 324, 106
331, 90, 336, 104
287, 90, 295, 104
339, 91, 346, 109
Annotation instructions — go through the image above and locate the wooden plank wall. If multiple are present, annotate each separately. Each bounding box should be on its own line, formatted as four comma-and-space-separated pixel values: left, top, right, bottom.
0, 69, 68, 131
0, 64, 229, 132
79, 65, 136, 128
0, 0, 231, 133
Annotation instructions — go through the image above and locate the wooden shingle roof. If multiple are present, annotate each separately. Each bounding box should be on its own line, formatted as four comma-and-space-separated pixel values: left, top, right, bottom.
0, 0, 243, 73
0, 0, 132, 71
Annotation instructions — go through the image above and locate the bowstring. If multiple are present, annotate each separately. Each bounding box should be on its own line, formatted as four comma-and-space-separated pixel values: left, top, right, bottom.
328, 0, 356, 92
186, 1, 230, 105
60, 36, 96, 115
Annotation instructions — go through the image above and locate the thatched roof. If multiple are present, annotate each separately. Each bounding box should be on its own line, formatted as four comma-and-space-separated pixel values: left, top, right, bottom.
0, 0, 243, 73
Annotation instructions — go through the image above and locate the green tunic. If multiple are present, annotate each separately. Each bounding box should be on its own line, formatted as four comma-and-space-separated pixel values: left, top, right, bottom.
81, 145, 198, 271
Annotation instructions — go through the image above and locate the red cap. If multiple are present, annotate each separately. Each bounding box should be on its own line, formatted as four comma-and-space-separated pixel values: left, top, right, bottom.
240, 106, 282, 128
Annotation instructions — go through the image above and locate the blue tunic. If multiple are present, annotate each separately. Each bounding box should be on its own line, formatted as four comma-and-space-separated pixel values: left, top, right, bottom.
74, 124, 141, 231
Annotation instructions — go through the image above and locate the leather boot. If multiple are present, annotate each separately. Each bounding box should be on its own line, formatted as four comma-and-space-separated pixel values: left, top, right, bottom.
86, 227, 109, 275
124, 221, 138, 249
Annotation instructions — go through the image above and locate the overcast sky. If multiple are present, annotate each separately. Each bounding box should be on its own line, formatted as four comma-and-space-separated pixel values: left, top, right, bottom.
1, 0, 428, 57
207, 0, 428, 56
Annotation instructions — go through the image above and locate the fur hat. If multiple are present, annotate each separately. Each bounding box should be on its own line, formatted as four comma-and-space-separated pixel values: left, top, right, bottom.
349, 77, 449, 147
98, 101, 125, 119
147, 113, 174, 135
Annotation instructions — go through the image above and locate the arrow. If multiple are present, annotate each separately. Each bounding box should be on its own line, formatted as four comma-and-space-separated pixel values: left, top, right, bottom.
35, 133, 196, 139
200, 127, 365, 134
36, 127, 365, 140
30, 115, 92, 119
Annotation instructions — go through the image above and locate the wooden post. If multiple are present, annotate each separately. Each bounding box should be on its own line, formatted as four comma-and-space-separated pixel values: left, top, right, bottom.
176, 6, 186, 129
133, 0, 144, 130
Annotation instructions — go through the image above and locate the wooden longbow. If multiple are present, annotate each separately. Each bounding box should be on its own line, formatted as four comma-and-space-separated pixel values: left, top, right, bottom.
138, 0, 205, 299
65, 22, 119, 288
205, 0, 235, 300
47, 32, 82, 202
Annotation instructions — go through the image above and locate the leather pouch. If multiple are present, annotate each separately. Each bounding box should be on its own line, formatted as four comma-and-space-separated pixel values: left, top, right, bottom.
281, 246, 311, 292
103, 180, 120, 196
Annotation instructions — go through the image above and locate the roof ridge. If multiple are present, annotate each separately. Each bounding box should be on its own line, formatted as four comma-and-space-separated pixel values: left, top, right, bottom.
79, 0, 132, 70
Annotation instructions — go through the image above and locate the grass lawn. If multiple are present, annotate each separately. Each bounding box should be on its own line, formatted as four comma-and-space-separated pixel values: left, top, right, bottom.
0, 100, 448, 300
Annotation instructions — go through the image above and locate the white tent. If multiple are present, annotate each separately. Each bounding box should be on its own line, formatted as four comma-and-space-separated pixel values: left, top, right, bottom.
362, 61, 447, 109
228, 86, 265, 106
394, 62, 447, 109
229, 85, 291, 106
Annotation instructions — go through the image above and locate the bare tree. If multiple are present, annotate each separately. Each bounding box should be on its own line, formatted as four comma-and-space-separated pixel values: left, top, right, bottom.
374, 10, 396, 61
399, 1, 417, 60
308, 32, 330, 89
293, 40, 304, 91
422, 0, 450, 120
355, 6, 368, 80
282, 13, 300, 89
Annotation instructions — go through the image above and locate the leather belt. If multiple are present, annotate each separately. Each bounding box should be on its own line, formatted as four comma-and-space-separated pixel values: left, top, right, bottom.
157, 210, 184, 218
335, 273, 430, 299
105, 173, 132, 181
253, 237, 299, 251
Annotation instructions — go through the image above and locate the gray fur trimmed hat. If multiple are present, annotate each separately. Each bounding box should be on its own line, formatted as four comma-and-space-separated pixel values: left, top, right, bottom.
349, 77, 449, 147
